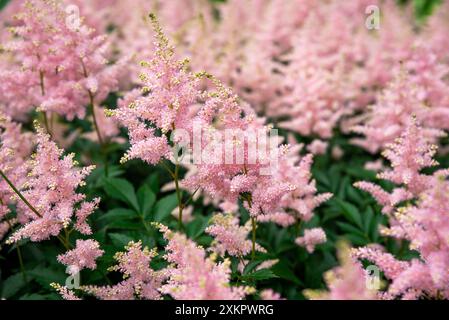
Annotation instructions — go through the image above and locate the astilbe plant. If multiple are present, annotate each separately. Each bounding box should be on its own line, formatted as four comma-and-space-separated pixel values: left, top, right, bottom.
0, 114, 33, 240
1, 0, 449, 302
6, 124, 99, 245
156, 223, 254, 300
353, 119, 449, 299
0, 0, 120, 147
113, 13, 331, 259
81, 240, 165, 300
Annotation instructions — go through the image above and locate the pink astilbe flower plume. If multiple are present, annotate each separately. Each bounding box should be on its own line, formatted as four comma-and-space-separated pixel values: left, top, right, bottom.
82, 240, 165, 300
351, 68, 447, 154
112, 13, 200, 165
206, 213, 265, 257
0, 0, 119, 121
354, 122, 449, 299
0, 114, 33, 220
155, 223, 254, 300
57, 239, 104, 275
7, 124, 99, 243
295, 227, 327, 253
355, 117, 439, 214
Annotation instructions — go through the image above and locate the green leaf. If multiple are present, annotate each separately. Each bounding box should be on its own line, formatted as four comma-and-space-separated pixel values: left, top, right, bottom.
109, 233, 134, 249
137, 184, 156, 219
1, 273, 27, 299
104, 178, 139, 212
145, 173, 160, 194
186, 216, 208, 239
28, 266, 66, 289
336, 222, 366, 238
153, 193, 178, 222
271, 261, 302, 285
335, 199, 363, 229
241, 269, 278, 282
97, 208, 138, 223
242, 260, 264, 275
363, 207, 374, 235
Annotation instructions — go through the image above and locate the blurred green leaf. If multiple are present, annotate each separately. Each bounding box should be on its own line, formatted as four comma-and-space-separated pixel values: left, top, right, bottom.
104, 178, 139, 212
137, 184, 156, 219
153, 194, 178, 222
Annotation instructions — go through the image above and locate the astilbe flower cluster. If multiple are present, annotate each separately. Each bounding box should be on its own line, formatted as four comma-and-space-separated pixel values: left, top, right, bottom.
114, 13, 331, 229
57, 239, 104, 275
205, 213, 265, 257
295, 228, 327, 254
82, 240, 165, 300
355, 118, 439, 214
113, 13, 200, 165
0, 115, 33, 239
0, 0, 119, 121
156, 223, 253, 300
7, 125, 99, 243
353, 120, 449, 299
351, 55, 449, 154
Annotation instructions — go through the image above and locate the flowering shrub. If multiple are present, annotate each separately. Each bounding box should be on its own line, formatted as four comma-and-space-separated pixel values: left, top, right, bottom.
0, 0, 448, 301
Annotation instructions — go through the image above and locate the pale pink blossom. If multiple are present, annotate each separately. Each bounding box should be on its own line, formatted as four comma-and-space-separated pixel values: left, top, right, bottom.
206, 213, 265, 257
7, 125, 99, 243
83, 241, 165, 300
156, 223, 253, 300
295, 228, 327, 253
57, 239, 104, 275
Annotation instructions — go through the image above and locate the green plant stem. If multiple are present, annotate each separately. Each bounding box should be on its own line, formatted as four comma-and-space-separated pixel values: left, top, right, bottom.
38, 70, 52, 137
5, 218, 28, 283
251, 217, 256, 260
81, 59, 108, 176
174, 163, 184, 230
0, 169, 42, 218
243, 194, 257, 260
16, 244, 28, 282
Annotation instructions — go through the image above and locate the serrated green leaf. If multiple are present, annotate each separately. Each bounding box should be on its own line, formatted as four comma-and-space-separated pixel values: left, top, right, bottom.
137, 184, 156, 219
153, 193, 178, 222
1, 273, 27, 299
242, 269, 278, 282
109, 233, 134, 249
335, 199, 363, 228
186, 216, 208, 239
104, 178, 139, 212
28, 266, 66, 289
97, 208, 138, 223
271, 261, 302, 285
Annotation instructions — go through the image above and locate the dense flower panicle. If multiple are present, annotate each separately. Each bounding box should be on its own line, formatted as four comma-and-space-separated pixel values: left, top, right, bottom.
304, 243, 377, 300
7, 125, 99, 243
206, 213, 265, 257
295, 228, 327, 253
351, 41, 449, 154
355, 118, 439, 214
51, 283, 82, 300
307, 139, 328, 155
0, 0, 119, 120
82, 241, 165, 300
113, 13, 331, 226
57, 239, 104, 275
354, 123, 449, 299
113, 14, 201, 165
156, 223, 252, 300
0, 115, 33, 220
